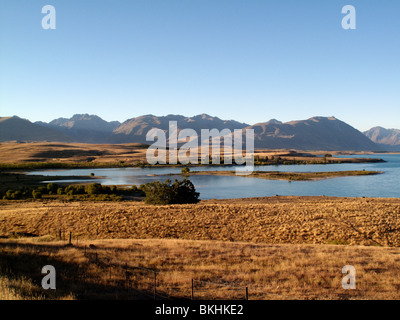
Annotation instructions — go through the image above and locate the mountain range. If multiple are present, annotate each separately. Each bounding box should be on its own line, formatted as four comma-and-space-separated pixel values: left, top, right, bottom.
1, 114, 399, 151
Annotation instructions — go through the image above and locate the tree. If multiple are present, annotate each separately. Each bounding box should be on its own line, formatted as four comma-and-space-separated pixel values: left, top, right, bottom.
32, 190, 42, 199
171, 179, 199, 204
141, 179, 199, 205
85, 183, 103, 195
47, 183, 58, 193
181, 167, 190, 175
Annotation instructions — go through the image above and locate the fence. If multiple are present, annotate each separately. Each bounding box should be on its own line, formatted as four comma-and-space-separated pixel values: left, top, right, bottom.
81, 243, 249, 300
39, 229, 254, 299
0, 232, 308, 300
82, 244, 171, 300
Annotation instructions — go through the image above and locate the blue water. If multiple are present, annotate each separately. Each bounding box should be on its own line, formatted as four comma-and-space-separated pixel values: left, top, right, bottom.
28, 154, 400, 199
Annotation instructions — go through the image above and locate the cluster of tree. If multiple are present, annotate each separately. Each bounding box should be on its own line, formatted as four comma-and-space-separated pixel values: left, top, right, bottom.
252, 155, 338, 166
1, 179, 200, 205
0, 161, 145, 170
140, 179, 200, 205
1, 183, 144, 200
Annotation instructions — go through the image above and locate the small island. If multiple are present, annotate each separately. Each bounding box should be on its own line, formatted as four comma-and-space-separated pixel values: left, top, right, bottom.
184, 170, 383, 181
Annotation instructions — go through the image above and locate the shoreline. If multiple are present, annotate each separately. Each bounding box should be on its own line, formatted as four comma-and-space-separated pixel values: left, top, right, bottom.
158, 169, 384, 181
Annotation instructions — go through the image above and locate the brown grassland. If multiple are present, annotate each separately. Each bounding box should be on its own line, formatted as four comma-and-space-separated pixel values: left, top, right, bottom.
1, 196, 400, 300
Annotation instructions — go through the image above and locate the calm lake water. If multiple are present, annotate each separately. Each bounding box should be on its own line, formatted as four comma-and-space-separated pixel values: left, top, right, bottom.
28, 154, 400, 199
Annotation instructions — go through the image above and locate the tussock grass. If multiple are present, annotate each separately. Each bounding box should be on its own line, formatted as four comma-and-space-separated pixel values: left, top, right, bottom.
1, 196, 400, 299
1, 238, 400, 300
1, 197, 399, 246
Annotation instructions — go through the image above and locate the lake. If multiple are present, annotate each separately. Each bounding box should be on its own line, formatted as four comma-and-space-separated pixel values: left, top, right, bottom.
28, 154, 400, 199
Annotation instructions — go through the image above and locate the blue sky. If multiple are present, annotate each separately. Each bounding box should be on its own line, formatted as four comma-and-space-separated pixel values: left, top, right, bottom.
0, 0, 399, 131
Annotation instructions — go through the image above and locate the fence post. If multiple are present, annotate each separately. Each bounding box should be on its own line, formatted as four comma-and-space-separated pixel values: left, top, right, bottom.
125, 263, 128, 288
191, 279, 194, 300
245, 287, 248, 300
59, 229, 62, 241
154, 271, 157, 300
69, 231, 72, 245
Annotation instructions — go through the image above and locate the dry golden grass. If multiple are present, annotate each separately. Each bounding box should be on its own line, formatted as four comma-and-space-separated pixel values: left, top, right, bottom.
0, 276, 32, 300
1, 196, 400, 247
1, 238, 400, 300
0, 142, 148, 164
1, 196, 400, 300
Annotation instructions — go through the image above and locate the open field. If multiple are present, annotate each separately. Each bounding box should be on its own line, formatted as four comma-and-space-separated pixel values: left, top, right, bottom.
1, 238, 400, 300
1, 197, 400, 246
1, 196, 400, 300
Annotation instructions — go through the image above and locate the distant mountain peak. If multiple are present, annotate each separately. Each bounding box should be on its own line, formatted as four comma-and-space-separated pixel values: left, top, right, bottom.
308, 116, 338, 122
266, 119, 282, 125
364, 126, 400, 147
70, 113, 100, 120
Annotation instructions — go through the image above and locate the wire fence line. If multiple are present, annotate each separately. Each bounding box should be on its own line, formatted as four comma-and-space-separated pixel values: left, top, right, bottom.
81, 245, 254, 300
80, 242, 302, 300
3, 230, 298, 300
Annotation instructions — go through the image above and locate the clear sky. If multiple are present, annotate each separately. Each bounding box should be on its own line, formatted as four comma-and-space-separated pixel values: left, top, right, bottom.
0, 0, 399, 131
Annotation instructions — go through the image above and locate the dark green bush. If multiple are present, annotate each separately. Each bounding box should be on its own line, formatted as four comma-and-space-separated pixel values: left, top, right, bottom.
32, 190, 42, 199
85, 183, 103, 195
141, 179, 199, 205
181, 167, 190, 175
47, 183, 58, 193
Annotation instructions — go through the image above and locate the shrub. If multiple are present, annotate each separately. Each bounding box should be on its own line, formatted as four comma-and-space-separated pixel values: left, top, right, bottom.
181, 167, 190, 175
171, 179, 199, 204
36, 186, 48, 195
85, 183, 103, 195
32, 190, 42, 199
13, 190, 22, 199
64, 185, 85, 195
142, 179, 199, 205
47, 183, 58, 193
5, 190, 13, 199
